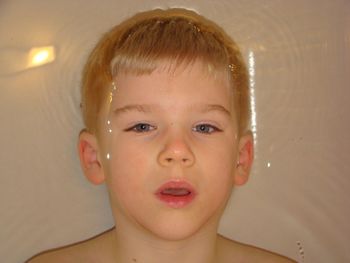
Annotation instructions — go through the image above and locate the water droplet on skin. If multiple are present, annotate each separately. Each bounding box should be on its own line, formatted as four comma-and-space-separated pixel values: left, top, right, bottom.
105, 82, 117, 162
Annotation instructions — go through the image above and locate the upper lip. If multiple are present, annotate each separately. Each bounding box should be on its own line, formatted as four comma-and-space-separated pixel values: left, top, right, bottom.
155, 180, 197, 196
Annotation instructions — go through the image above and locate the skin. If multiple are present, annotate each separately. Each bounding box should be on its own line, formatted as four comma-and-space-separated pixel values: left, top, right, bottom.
27, 60, 296, 263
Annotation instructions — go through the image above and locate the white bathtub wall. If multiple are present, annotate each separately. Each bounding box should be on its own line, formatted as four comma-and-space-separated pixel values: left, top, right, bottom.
0, 0, 349, 262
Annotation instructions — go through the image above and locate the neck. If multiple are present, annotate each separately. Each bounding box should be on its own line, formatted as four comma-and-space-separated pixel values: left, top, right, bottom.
109, 216, 220, 263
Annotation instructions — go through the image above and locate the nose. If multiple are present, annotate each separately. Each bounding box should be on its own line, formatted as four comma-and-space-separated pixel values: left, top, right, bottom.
157, 136, 195, 167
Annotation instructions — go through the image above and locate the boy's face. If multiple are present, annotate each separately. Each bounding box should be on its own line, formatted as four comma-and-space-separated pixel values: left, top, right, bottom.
80, 60, 253, 240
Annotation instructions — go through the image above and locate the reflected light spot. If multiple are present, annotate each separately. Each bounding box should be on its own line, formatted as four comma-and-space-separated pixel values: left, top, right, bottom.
27, 46, 55, 68
33, 51, 49, 64
0, 45, 55, 75
248, 50, 257, 143
267, 162, 271, 168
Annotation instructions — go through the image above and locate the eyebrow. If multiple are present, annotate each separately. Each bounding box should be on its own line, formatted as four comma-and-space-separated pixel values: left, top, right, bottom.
113, 104, 155, 116
196, 104, 232, 117
113, 104, 231, 117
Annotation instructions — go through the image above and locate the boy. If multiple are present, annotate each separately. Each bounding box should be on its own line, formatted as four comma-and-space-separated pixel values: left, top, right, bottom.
28, 8, 295, 263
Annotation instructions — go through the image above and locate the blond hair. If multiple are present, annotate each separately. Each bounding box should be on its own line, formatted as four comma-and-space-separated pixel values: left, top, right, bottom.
81, 8, 250, 135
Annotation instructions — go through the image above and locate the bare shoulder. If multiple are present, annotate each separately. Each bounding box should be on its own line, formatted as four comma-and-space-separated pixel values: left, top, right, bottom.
217, 234, 297, 263
26, 228, 114, 263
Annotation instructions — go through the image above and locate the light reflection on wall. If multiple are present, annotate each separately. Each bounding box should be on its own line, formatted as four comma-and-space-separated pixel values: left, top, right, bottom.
0, 46, 55, 76
27, 46, 56, 68
248, 50, 257, 143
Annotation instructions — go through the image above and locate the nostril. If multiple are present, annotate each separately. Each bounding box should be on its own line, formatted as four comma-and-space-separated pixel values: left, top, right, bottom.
165, 157, 189, 163
158, 149, 195, 167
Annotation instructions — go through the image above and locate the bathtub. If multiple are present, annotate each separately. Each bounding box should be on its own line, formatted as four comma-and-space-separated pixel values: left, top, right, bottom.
0, 0, 349, 262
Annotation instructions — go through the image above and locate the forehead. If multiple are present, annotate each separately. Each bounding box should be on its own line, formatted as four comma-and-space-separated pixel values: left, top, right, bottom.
108, 60, 235, 115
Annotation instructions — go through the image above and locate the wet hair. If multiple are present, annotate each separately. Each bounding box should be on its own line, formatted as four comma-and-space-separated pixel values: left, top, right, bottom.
81, 8, 250, 135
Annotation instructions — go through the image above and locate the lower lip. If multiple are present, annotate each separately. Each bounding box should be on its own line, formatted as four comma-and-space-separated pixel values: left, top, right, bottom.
155, 192, 196, 208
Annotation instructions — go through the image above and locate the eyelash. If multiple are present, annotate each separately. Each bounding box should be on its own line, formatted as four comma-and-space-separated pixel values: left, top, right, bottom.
124, 123, 156, 133
125, 123, 221, 134
192, 124, 221, 134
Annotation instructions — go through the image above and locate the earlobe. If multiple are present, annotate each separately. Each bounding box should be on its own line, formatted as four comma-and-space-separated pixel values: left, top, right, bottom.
78, 130, 105, 185
234, 132, 254, 186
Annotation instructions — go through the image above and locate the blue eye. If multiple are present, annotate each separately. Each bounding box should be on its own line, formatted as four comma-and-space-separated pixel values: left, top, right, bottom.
193, 124, 220, 134
126, 123, 156, 133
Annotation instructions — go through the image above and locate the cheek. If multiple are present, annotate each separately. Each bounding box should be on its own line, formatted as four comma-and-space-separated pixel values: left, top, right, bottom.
106, 141, 152, 197
203, 138, 236, 172
199, 142, 236, 196
207, 158, 235, 193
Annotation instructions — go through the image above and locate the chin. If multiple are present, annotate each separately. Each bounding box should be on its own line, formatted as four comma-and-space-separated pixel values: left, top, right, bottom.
150, 222, 203, 241
144, 212, 219, 242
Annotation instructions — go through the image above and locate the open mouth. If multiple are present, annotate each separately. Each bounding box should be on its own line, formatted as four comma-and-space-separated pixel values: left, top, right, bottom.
161, 188, 191, 196
155, 181, 196, 208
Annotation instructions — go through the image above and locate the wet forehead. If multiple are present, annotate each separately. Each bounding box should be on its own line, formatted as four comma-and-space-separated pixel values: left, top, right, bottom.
113, 103, 232, 118
112, 61, 233, 109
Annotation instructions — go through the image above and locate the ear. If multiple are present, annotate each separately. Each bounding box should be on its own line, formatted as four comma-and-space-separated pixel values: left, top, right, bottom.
234, 132, 254, 186
77, 129, 105, 185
